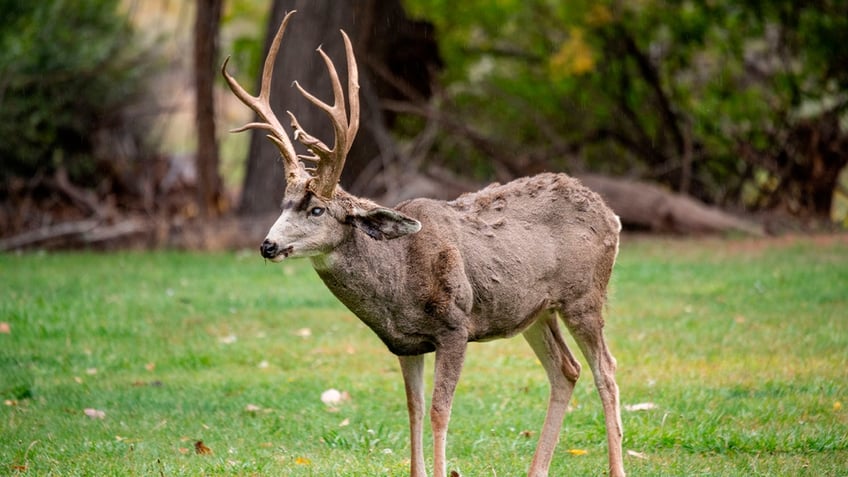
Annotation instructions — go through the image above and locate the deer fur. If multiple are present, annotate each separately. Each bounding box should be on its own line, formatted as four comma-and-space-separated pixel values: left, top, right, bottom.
223, 11, 625, 477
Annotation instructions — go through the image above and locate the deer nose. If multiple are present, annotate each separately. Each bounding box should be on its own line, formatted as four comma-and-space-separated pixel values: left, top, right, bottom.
260, 239, 278, 259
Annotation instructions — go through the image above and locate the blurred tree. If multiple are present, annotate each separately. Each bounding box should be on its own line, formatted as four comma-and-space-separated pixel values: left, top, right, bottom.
0, 0, 155, 196
402, 0, 848, 218
194, 0, 224, 217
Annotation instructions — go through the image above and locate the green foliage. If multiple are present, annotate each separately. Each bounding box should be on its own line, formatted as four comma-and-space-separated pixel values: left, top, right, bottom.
0, 0, 153, 188
404, 0, 848, 214
221, 0, 269, 89
2, 237, 847, 475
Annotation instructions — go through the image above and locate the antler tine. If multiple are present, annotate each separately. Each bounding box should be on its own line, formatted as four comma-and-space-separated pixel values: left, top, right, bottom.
221, 10, 304, 181
290, 29, 360, 198
342, 31, 361, 155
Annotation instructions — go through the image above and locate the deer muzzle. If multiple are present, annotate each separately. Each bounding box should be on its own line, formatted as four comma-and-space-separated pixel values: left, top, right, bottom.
260, 239, 293, 261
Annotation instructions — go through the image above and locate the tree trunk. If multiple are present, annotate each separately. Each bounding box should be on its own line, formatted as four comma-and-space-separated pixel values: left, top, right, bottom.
782, 112, 848, 217
238, 0, 378, 214
238, 0, 437, 215
194, 0, 224, 218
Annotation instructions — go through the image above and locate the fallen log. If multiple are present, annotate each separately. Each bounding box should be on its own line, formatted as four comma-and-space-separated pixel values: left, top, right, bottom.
577, 174, 763, 235
0, 218, 147, 251
0, 219, 101, 251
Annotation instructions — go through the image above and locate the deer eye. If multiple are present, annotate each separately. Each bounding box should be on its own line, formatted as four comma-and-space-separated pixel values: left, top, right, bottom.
309, 207, 325, 217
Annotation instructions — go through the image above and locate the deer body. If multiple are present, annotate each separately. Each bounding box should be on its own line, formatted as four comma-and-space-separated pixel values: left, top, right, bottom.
223, 12, 625, 477
312, 173, 620, 355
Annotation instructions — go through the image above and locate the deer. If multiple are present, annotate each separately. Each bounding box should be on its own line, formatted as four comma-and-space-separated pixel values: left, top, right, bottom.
222, 11, 625, 477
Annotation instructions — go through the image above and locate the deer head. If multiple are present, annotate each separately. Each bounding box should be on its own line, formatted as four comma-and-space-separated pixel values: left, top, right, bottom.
222, 11, 420, 261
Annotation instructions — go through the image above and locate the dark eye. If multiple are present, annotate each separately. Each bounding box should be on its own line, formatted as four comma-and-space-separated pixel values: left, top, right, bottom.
309, 207, 325, 217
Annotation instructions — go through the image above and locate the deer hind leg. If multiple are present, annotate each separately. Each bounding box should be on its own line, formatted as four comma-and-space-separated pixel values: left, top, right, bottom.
522, 311, 582, 477
561, 306, 625, 477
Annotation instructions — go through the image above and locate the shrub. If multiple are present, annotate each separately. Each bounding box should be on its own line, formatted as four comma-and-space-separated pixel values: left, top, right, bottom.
0, 0, 156, 191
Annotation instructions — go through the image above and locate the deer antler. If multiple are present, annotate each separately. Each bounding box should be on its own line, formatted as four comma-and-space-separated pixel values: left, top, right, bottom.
288, 30, 360, 198
221, 10, 360, 198
221, 11, 305, 182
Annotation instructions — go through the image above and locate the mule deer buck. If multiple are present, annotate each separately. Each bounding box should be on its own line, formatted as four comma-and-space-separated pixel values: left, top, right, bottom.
223, 11, 625, 477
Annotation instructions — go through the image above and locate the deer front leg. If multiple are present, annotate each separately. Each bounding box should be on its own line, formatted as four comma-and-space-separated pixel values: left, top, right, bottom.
399, 354, 427, 477
431, 341, 467, 477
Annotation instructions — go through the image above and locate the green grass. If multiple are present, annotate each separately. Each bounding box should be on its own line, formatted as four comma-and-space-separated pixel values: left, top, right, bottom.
1, 236, 847, 476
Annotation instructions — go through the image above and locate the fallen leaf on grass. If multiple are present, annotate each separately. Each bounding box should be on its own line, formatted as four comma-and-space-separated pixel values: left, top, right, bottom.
624, 402, 657, 412
294, 328, 312, 338
194, 440, 213, 455
10, 440, 38, 472
178, 447, 190, 455
835, 401, 842, 412
0, 322, 10, 334
567, 449, 588, 456
245, 403, 262, 413
294, 456, 311, 465
627, 449, 648, 460
450, 471, 461, 477
84, 408, 105, 419
145, 362, 156, 372
339, 418, 350, 427
218, 334, 237, 344
320, 389, 350, 407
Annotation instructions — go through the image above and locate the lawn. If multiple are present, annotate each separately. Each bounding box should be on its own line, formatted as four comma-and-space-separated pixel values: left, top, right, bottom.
2, 235, 847, 476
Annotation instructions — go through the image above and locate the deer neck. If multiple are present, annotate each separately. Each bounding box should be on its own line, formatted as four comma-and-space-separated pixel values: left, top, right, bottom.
310, 226, 406, 291
310, 228, 419, 349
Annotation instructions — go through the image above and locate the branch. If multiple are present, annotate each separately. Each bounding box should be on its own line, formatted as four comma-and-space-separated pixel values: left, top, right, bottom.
51, 167, 113, 218
615, 24, 686, 156
459, 46, 545, 64
381, 99, 521, 177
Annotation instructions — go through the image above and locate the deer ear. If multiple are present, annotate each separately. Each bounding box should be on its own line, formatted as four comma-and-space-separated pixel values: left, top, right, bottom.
348, 208, 421, 240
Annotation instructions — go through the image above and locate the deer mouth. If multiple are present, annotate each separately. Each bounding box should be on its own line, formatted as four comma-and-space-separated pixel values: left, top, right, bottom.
269, 245, 294, 262
260, 240, 295, 261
